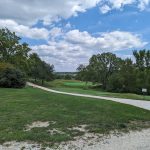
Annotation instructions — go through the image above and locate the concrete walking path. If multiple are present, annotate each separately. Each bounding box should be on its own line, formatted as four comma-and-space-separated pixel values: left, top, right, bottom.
27, 82, 150, 111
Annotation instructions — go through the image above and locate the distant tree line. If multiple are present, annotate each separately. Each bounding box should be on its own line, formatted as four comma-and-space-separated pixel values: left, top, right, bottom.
55, 72, 77, 80
77, 51, 150, 95
0, 28, 54, 88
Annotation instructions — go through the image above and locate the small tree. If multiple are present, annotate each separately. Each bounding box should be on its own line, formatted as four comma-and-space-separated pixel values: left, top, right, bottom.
0, 63, 26, 88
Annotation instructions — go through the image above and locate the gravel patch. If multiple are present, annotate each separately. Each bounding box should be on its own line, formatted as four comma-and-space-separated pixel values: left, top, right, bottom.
58, 128, 150, 150
1, 128, 150, 150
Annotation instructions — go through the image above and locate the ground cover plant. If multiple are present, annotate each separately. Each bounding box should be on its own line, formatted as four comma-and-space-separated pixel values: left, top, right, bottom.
0, 87, 150, 146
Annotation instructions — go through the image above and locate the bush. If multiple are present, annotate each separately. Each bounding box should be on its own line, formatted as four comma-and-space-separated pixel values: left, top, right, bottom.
0, 63, 26, 88
106, 73, 124, 93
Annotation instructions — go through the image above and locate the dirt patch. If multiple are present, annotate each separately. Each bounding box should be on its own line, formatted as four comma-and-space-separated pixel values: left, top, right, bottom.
48, 128, 65, 135
0, 141, 42, 150
25, 121, 50, 131
1, 128, 150, 149
68, 124, 88, 132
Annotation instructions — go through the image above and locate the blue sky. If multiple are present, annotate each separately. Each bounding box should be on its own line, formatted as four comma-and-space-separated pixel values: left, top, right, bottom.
0, 0, 150, 71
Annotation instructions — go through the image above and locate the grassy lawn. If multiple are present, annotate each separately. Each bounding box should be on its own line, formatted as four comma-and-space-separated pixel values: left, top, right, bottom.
53, 87, 150, 101
31, 79, 150, 101
0, 87, 150, 146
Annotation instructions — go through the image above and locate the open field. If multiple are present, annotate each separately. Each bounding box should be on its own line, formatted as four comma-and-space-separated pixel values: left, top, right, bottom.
0, 87, 150, 147
32, 79, 150, 101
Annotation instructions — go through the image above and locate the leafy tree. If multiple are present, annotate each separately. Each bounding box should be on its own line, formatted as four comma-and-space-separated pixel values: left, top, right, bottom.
0, 63, 26, 88
133, 50, 150, 94
88, 53, 122, 89
28, 53, 42, 82
133, 50, 150, 69
0, 28, 31, 73
38, 61, 54, 85
29, 53, 54, 85
107, 59, 136, 93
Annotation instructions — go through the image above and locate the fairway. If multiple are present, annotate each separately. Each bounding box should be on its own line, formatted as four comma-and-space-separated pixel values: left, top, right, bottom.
34, 79, 150, 101
0, 87, 150, 146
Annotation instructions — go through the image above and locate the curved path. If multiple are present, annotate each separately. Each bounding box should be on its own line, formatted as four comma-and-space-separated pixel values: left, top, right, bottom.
27, 82, 150, 111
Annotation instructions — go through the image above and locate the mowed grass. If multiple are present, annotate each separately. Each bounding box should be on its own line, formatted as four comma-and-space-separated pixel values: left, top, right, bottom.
35, 79, 93, 88
34, 79, 150, 101
53, 87, 150, 101
0, 87, 150, 145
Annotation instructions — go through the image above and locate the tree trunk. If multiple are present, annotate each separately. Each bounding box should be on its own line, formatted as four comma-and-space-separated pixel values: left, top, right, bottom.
41, 80, 44, 85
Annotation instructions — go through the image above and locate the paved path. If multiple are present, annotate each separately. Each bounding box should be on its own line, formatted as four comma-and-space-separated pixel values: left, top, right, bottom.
27, 82, 150, 111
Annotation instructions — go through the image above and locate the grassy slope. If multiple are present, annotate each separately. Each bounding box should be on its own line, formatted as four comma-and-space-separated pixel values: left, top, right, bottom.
0, 87, 150, 145
34, 79, 150, 101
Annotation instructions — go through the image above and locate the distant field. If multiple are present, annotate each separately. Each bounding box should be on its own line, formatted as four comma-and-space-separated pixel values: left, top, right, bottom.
0, 87, 150, 145
31, 79, 94, 88
32, 79, 150, 101
51, 79, 93, 87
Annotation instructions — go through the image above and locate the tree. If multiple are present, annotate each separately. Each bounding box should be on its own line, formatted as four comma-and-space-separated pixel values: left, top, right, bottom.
28, 53, 42, 82
0, 63, 26, 88
133, 50, 150, 94
107, 59, 136, 93
89, 53, 122, 89
29, 53, 54, 85
38, 61, 54, 85
133, 50, 150, 70
0, 28, 31, 73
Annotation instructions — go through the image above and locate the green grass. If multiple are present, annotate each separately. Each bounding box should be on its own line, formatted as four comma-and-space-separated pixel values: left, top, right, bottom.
38, 79, 93, 88
53, 87, 150, 101
32, 79, 150, 101
0, 87, 150, 146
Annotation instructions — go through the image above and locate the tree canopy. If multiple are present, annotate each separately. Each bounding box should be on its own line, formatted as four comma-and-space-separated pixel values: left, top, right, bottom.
0, 28, 54, 87
77, 50, 150, 95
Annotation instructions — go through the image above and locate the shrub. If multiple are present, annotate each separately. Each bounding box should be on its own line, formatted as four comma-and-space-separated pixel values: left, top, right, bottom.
106, 73, 124, 93
0, 63, 26, 88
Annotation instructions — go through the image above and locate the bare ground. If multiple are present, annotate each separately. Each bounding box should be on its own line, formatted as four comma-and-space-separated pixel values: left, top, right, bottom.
0, 128, 150, 150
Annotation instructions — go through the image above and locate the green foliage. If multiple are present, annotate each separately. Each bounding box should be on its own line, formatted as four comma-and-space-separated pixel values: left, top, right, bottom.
64, 74, 72, 80
77, 50, 150, 95
107, 73, 124, 92
0, 63, 26, 88
77, 53, 122, 89
0, 28, 55, 86
0, 28, 31, 73
29, 53, 54, 84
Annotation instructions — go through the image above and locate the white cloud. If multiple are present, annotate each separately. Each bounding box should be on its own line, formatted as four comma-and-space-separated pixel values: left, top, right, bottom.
0, 0, 149, 26
0, 19, 49, 39
0, 0, 101, 26
65, 23, 72, 29
99, 0, 150, 13
109, 0, 135, 9
49, 27, 62, 39
100, 5, 111, 14
138, 0, 150, 10
32, 30, 147, 71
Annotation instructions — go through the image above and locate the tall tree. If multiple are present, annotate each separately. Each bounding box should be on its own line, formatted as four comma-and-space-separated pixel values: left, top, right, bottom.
89, 53, 122, 89
29, 53, 54, 84
0, 28, 31, 72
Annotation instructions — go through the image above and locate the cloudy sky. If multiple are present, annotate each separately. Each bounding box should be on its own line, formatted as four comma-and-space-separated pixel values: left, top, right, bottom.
0, 0, 150, 71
